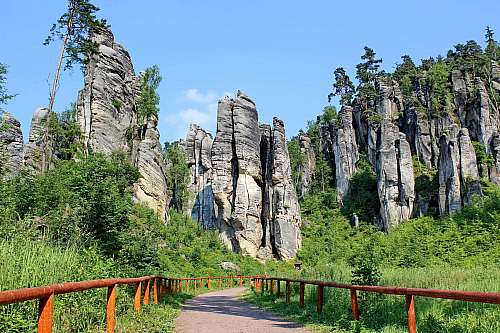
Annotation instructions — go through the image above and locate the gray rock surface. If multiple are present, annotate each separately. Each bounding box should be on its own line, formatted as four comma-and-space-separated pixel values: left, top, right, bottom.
0, 112, 24, 178
184, 123, 217, 228
320, 106, 359, 199
297, 132, 315, 200
75, 27, 169, 221
466, 78, 497, 153
438, 125, 482, 215
211, 94, 301, 261
217, 262, 242, 273
376, 120, 415, 230
489, 132, 500, 186
23, 107, 49, 172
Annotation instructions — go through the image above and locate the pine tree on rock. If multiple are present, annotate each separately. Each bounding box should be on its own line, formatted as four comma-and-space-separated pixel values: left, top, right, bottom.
329, 67, 355, 106
42, 0, 107, 173
356, 46, 382, 110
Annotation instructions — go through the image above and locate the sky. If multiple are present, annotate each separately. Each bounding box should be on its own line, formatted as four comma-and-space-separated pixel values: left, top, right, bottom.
1, 0, 500, 144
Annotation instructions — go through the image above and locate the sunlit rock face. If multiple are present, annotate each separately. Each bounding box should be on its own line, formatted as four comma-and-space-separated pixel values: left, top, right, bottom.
209, 94, 301, 261
75, 27, 169, 221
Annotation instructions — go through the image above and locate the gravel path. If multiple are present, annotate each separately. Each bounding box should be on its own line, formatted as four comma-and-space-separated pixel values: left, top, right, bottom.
174, 287, 312, 333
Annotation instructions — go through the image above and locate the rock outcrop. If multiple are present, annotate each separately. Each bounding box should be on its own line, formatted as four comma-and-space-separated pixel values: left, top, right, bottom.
438, 125, 482, 216
211, 94, 301, 261
184, 124, 217, 228
0, 112, 24, 179
376, 120, 415, 230
320, 106, 359, 199
75, 27, 169, 221
297, 132, 315, 200
23, 107, 49, 172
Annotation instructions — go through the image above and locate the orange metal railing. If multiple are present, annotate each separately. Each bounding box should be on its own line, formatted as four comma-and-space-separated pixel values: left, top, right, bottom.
0, 274, 264, 333
252, 277, 500, 333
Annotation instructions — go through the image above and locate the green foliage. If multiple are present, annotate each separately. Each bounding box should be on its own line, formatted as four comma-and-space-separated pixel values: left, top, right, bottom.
44, 0, 107, 71
49, 103, 85, 160
0, 63, 16, 111
485, 26, 500, 61
342, 154, 380, 223
329, 67, 355, 106
112, 98, 122, 109
137, 65, 162, 119
393, 55, 417, 101
164, 141, 190, 212
425, 61, 453, 116
356, 46, 382, 108
287, 136, 306, 192
3, 153, 139, 255
319, 105, 338, 126
473, 141, 495, 173
311, 154, 333, 193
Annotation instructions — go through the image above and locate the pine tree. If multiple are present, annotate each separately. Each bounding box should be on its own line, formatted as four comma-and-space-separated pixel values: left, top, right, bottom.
42, 0, 107, 173
329, 67, 355, 106
356, 47, 382, 109
0, 63, 16, 112
485, 26, 500, 61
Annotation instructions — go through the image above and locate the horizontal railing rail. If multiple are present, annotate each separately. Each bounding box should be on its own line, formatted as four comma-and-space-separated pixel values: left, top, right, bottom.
252, 276, 500, 333
0, 274, 265, 333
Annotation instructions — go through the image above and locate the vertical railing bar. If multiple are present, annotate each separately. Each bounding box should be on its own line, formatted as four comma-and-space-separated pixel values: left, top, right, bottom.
350, 289, 360, 321
317, 285, 324, 314
143, 279, 150, 305
299, 282, 305, 308
106, 284, 116, 333
277, 280, 281, 299
38, 293, 54, 333
406, 294, 417, 333
286, 281, 290, 304
134, 282, 141, 313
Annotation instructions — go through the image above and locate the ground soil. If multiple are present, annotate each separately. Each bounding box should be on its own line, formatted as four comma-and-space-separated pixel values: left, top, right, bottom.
174, 287, 312, 333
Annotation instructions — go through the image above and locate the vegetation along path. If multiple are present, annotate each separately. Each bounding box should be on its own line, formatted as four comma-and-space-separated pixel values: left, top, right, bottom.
174, 287, 311, 333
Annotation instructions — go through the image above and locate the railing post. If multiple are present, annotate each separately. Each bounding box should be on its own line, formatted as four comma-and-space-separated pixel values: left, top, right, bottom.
256, 279, 260, 291
134, 282, 141, 313
317, 285, 324, 314
153, 278, 158, 305
179, 279, 182, 293
168, 280, 172, 296
219, 278, 222, 289
143, 279, 150, 305
350, 289, 359, 321
201, 278, 203, 288
286, 281, 290, 304
266, 279, 268, 291
106, 284, 116, 333
277, 280, 281, 299
230, 277, 233, 288
38, 293, 54, 333
240, 276, 242, 287
299, 282, 305, 308
159, 278, 163, 299
270, 279, 274, 294
208, 278, 211, 290
194, 279, 197, 291
249, 277, 252, 286
406, 294, 417, 333
164, 279, 167, 296
187, 280, 190, 292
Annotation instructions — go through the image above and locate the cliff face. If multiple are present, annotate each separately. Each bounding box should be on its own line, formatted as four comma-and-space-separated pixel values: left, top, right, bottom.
0, 112, 24, 179
187, 94, 302, 261
74, 28, 170, 221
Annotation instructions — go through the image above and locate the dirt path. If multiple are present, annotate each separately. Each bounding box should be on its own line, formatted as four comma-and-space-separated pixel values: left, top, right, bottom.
174, 287, 311, 333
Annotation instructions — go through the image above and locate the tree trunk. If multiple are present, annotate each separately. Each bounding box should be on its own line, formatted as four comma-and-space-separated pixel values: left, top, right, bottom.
42, 1, 74, 173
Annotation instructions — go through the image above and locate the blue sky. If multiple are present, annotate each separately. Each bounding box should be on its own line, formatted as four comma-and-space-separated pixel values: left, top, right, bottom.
1, 0, 499, 144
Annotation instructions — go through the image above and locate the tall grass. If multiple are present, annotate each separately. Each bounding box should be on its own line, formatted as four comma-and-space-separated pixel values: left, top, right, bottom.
245, 263, 500, 332
0, 238, 117, 332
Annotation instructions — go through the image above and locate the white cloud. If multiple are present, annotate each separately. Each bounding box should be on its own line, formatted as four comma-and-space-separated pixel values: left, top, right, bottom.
181, 89, 218, 104
164, 105, 217, 141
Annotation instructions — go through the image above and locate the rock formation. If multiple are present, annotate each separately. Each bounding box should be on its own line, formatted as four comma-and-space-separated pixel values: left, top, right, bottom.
23, 107, 49, 172
297, 132, 315, 200
74, 27, 170, 221
0, 112, 23, 179
184, 123, 217, 228
438, 125, 482, 216
376, 120, 415, 230
211, 94, 302, 261
320, 105, 359, 199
